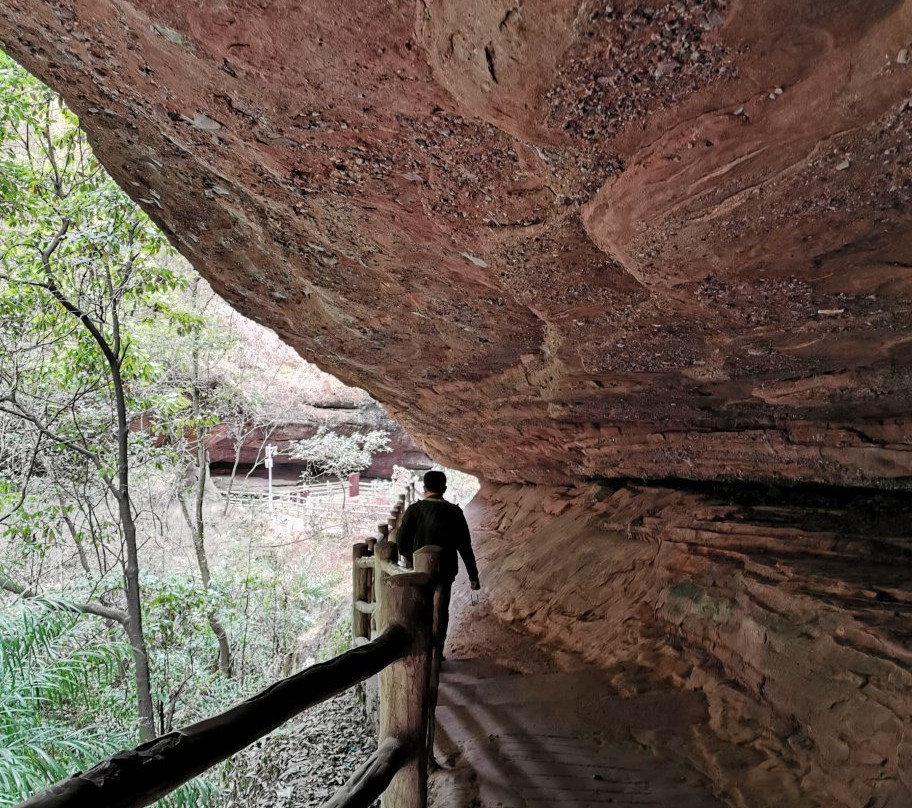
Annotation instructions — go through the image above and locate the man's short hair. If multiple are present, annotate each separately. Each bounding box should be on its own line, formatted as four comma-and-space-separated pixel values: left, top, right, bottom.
424, 470, 447, 494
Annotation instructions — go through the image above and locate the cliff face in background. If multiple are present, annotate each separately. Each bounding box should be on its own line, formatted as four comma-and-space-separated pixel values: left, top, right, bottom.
1, 0, 910, 486
205, 403, 433, 478
469, 482, 912, 807
2, 3, 911, 805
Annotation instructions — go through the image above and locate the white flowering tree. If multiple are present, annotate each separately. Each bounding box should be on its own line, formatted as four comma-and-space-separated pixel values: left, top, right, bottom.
287, 427, 390, 507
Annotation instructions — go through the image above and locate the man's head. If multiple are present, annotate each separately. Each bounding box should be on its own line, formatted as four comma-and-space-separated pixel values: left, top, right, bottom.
423, 470, 447, 495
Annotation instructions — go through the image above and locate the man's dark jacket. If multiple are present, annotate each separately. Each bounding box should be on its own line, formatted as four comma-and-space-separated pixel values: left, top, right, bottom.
397, 495, 479, 583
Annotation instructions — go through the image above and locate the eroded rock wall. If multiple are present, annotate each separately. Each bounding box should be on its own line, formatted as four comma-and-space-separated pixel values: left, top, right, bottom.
0, 2, 910, 486
469, 481, 912, 807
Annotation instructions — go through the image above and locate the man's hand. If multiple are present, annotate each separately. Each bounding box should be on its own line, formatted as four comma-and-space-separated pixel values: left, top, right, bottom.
470, 580, 480, 590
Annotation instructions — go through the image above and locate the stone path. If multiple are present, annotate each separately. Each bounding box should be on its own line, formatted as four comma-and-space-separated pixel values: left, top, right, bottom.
428, 576, 730, 808
432, 659, 726, 808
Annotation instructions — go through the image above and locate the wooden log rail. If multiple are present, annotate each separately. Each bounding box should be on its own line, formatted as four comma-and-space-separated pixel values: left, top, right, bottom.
16, 472, 434, 808
16, 474, 441, 808
323, 736, 412, 808
15, 626, 419, 808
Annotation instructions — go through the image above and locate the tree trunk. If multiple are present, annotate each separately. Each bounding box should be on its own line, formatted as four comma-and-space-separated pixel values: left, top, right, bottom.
100, 270, 155, 740
39, 216, 156, 741
189, 326, 231, 676
113, 372, 157, 742
222, 435, 244, 516
190, 438, 232, 676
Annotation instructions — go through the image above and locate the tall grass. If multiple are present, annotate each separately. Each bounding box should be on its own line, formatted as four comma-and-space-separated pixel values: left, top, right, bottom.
0, 600, 216, 807
0, 542, 339, 806
0, 602, 131, 804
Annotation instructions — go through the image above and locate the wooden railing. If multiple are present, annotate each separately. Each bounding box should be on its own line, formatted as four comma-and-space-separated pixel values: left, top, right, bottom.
350, 541, 443, 808
15, 475, 444, 808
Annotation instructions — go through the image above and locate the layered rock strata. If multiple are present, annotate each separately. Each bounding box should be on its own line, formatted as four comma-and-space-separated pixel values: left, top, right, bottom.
469, 481, 912, 807
1, 1, 910, 485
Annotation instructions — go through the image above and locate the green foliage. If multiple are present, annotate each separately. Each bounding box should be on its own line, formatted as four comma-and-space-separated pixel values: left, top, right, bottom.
0, 51, 217, 799
0, 604, 122, 798
0, 557, 333, 807
127, 562, 333, 731
0, 600, 218, 807
0, 50, 370, 807
319, 611, 351, 662
0, 50, 181, 496
0, 493, 65, 556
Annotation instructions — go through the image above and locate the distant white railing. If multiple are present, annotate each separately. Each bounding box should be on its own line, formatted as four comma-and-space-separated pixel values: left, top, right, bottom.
218, 477, 403, 518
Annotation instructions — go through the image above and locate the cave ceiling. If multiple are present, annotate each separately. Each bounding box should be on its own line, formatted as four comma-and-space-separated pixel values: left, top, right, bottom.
2, 0, 911, 486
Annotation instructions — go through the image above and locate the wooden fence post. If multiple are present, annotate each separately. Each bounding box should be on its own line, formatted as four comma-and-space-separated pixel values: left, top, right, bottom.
373, 541, 397, 637
352, 543, 372, 643
376, 539, 398, 566
377, 571, 434, 808
412, 546, 443, 769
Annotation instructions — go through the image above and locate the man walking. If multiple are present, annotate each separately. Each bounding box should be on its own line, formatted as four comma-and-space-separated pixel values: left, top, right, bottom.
396, 470, 480, 658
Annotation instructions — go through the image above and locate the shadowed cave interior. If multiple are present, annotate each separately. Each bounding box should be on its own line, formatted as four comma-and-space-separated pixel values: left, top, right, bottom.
1, 1, 910, 805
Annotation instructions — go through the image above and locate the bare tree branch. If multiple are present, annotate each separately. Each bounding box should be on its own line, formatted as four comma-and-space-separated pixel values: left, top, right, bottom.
0, 571, 128, 624
0, 401, 116, 495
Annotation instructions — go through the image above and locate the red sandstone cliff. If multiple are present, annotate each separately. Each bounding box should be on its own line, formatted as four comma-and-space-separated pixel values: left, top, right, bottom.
468, 482, 912, 807
2, 4, 911, 805
1, 1, 909, 486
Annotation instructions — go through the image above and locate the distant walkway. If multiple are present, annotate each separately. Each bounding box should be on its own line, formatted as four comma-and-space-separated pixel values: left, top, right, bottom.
431, 579, 727, 808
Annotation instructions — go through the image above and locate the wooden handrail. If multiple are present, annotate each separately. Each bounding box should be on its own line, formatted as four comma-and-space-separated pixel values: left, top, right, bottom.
16, 626, 410, 808
17, 470, 437, 808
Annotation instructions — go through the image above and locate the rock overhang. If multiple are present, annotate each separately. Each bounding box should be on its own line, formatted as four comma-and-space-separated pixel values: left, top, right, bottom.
2, 0, 911, 486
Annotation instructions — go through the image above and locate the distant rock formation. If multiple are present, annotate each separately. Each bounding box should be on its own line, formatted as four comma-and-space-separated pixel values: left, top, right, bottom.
205, 403, 432, 479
